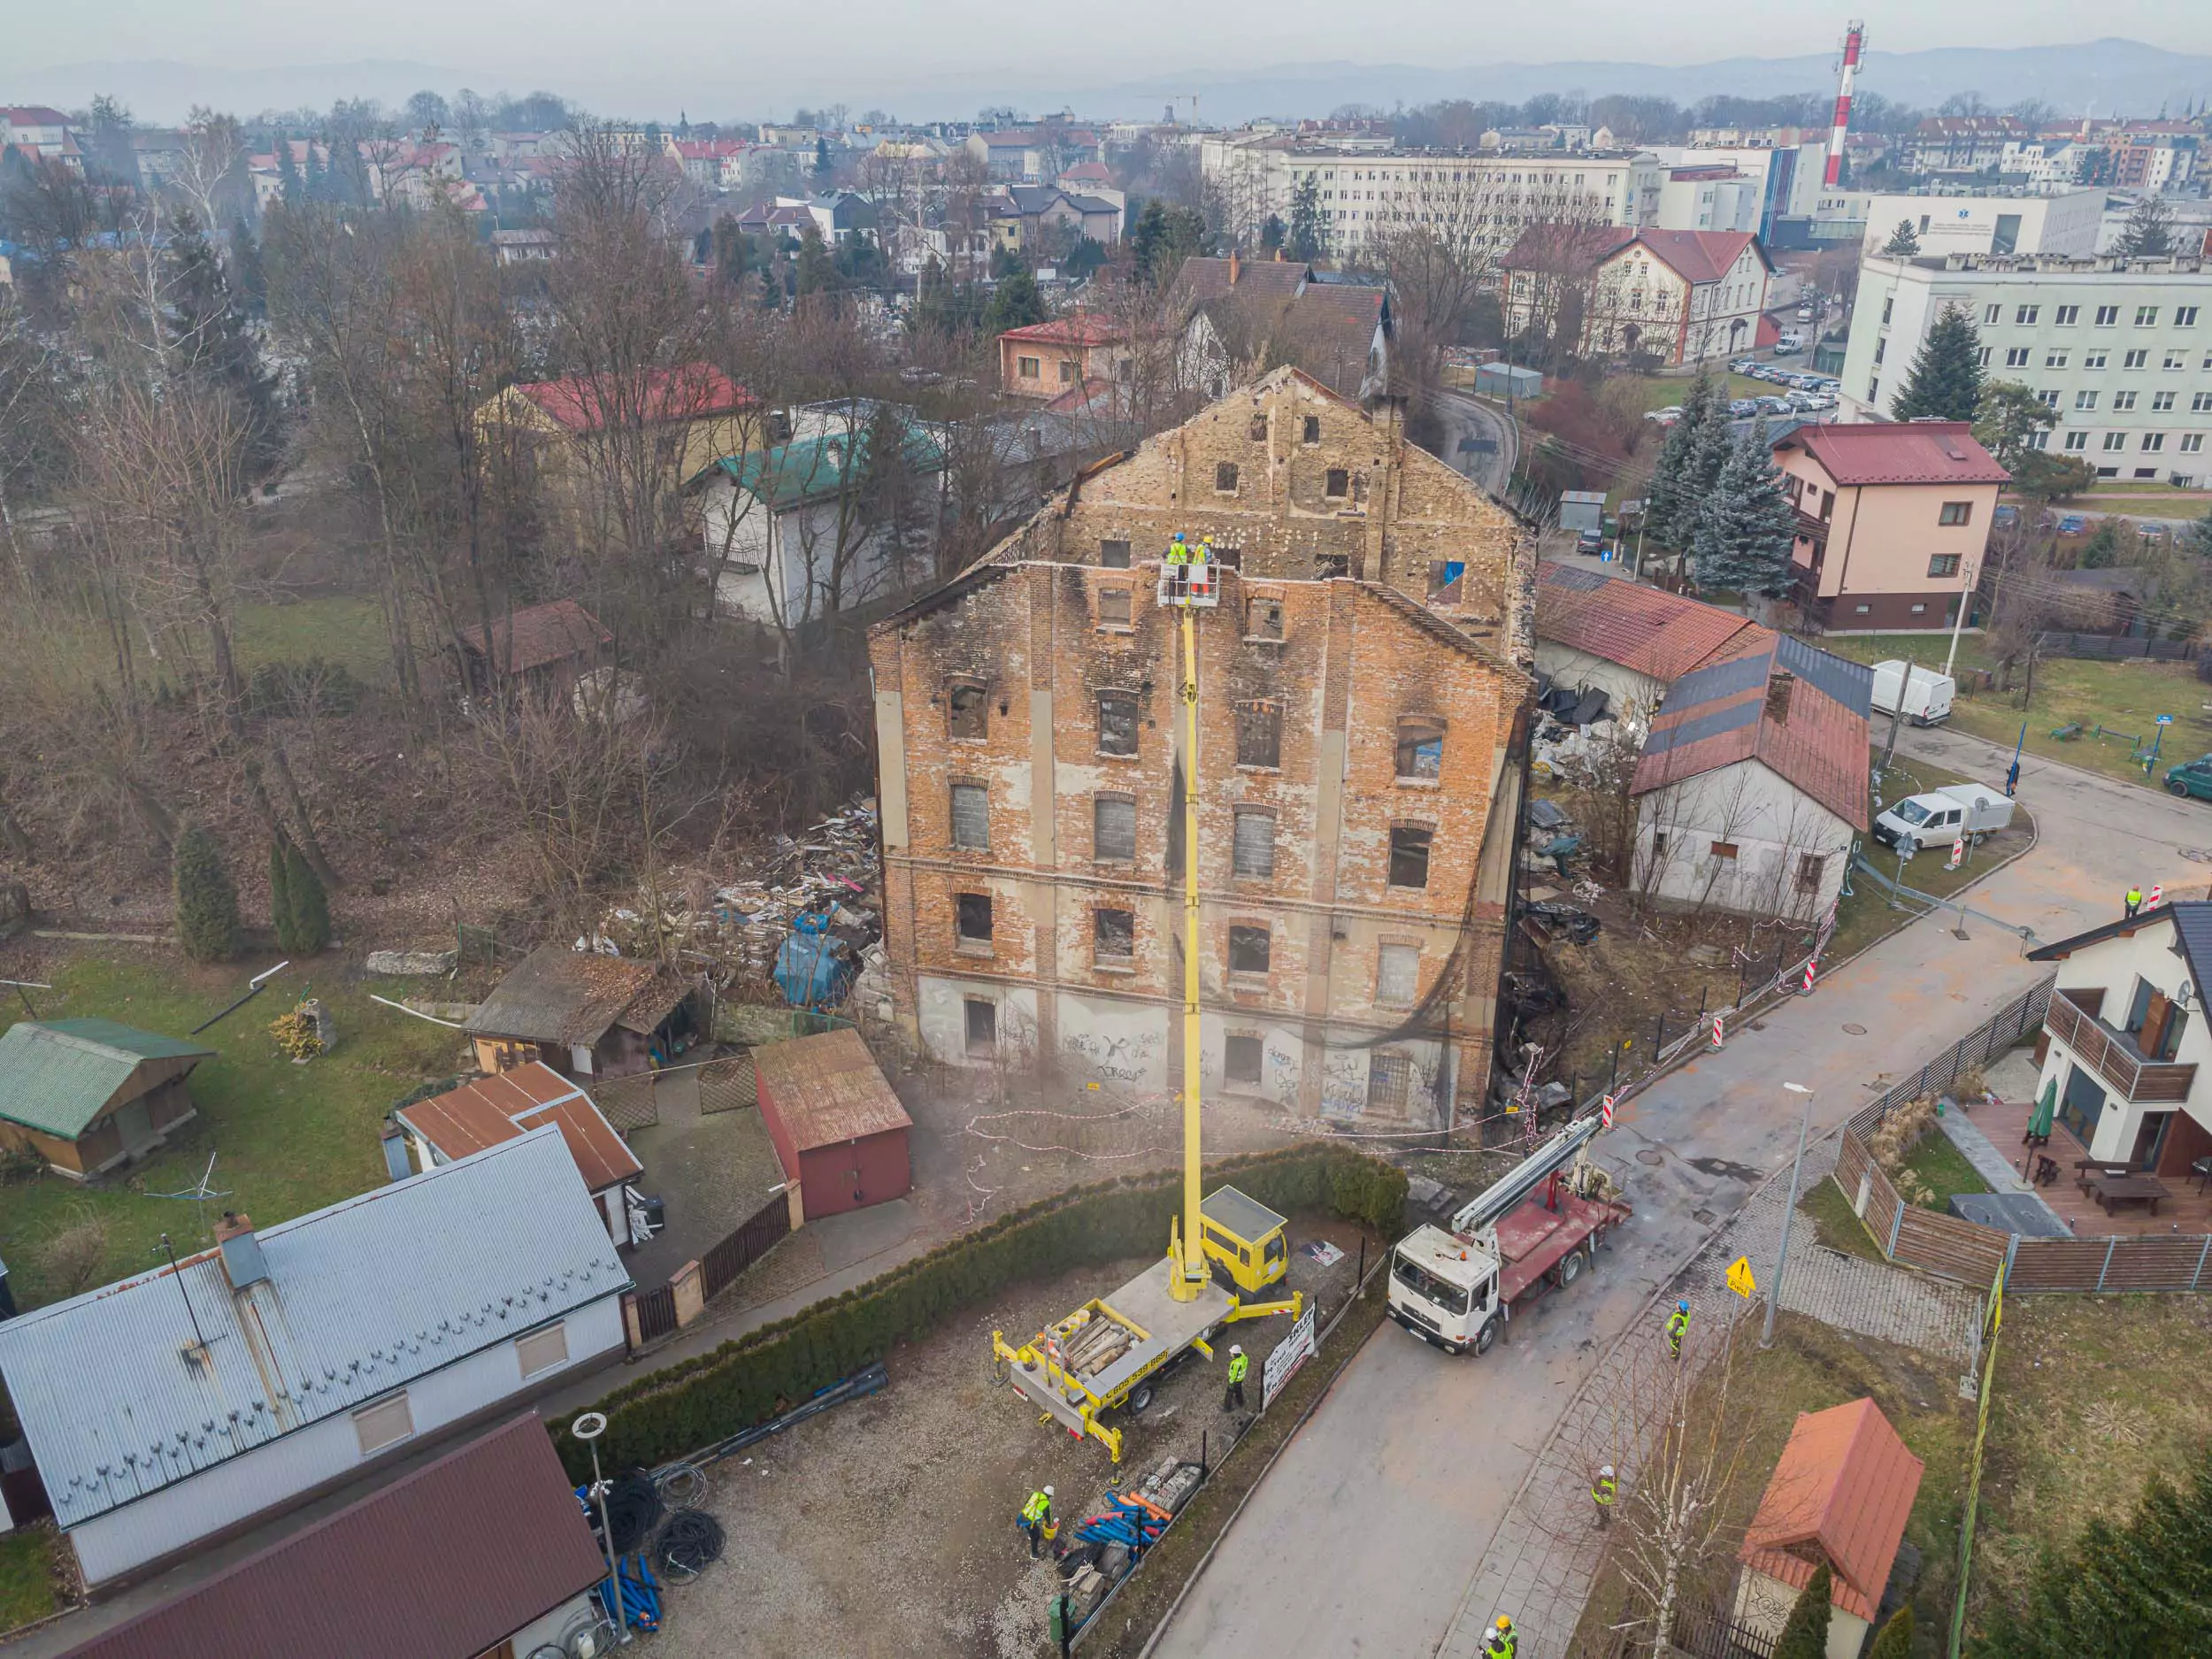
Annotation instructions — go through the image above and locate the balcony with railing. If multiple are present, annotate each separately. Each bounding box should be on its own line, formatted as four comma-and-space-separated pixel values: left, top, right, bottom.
2047, 987, 2198, 1103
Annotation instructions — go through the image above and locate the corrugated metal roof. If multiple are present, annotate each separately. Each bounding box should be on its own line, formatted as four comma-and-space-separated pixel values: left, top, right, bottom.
0, 1125, 627, 1530
395, 1061, 642, 1193
1740, 1397, 1924, 1623
753, 1028, 912, 1152
57, 1415, 607, 1659
0, 1020, 214, 1140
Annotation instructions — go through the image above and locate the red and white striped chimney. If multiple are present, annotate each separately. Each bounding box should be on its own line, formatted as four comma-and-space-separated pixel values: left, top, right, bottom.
1823, 21, 1865, 188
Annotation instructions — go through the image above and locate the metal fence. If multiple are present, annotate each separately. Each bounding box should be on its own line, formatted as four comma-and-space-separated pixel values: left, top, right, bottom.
2035, 631, 2196, 662
592, 1071, 661, 1133
1843, 978, 2055, 1141
699, 1194, 792, 1302
1572, 1600, 1777, 1659
697, 1054, 759, 1116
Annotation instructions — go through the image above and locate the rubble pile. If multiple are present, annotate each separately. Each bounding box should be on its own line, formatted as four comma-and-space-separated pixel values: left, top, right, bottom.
590, 799, 883, 996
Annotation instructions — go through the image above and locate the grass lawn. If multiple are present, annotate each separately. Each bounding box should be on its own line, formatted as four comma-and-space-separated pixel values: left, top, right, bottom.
232, 595, 395, 687
1606, 372, 1777, 416
0, 948, 469, 1310
1894, 1125, 1992, 1210
1818, 632, 2210, 795
0, 1528, 60, 1633
1824, 756, 2035, 964
1571, 1311, 1970, 1656
1801, 1174, 1889, 1263
1974, 1294, 2212, 1634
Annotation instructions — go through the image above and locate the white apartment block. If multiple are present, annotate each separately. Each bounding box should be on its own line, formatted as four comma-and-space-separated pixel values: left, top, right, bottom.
1857, 190, 2103, 258
1842, 254, 2212, 485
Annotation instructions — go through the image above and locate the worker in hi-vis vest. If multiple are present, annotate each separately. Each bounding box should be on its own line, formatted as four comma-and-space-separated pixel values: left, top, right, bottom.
1483, 1614, 1517, 1657
1019, 1485, 1055, 1557
1223, 1344, 1249, 1412
1666, 1300, 1690, 1360
1593, 1464, 1617, 1528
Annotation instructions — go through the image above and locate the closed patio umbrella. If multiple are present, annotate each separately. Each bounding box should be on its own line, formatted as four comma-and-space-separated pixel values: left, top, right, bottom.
2028, 1077, 2057, 1139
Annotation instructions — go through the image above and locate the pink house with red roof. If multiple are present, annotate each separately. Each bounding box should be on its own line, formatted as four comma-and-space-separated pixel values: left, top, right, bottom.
998, 313, 1131, 398
1772, 419, 2008, 631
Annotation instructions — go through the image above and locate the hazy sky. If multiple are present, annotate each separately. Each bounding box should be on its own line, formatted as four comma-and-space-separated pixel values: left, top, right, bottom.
19, 0, 2212, 83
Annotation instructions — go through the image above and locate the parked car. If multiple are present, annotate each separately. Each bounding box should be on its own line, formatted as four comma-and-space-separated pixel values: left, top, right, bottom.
2166, 756, 2212, 800
1773, 334, 1804, 355
2057, 514, 2087, 535
1728, 398, 1760, 417
1730, 359, 1761, 375
1645, 405, 1683, 423
1756, 396, 1794, 415
1575, 528, 1605, 555
1993, 503, 2019, 527
1870, 659, 1955, 726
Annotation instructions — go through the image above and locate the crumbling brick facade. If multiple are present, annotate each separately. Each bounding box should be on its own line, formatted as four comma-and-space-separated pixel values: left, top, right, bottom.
869, 368, 1533, 1129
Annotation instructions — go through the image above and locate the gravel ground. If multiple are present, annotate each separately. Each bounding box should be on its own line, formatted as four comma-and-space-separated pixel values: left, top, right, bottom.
649, 1211, 1368, 1659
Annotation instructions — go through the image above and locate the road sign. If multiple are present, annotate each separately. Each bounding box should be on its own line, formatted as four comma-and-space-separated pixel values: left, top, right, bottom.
1262, 1305, 1318, 1410
2159, 715, 2175, 726
1726, 1256, 1757, 1298
1709, 1014, 1724, 1049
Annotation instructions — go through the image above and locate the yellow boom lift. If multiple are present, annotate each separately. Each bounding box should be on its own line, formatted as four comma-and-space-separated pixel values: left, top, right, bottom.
990, 536, 1304, 1462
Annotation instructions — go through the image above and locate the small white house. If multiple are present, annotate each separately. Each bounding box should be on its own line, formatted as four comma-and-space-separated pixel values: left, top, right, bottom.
2025, 902, 2212, 1173
691, 419, 948, 631
1629, 634, 1871, 921
0, 1125, 629, 1587
1534, 564, 1764, 729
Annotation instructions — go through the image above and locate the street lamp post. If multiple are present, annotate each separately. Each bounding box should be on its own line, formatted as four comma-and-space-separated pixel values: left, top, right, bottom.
572, 1411, 631, 1646
1762, 1082, 1815, 1349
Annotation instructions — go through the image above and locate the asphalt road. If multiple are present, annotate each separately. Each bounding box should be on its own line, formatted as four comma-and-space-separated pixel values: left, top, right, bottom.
1433, 389, 1517, 495
1150, 727, 2212, 1659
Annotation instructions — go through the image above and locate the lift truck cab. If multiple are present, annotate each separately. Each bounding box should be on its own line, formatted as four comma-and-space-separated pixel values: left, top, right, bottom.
1200, 1187, 1289, 1294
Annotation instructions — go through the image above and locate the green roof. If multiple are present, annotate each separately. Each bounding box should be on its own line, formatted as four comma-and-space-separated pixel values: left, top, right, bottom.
0, 1018, 215, 1140
690, 426, 947, 511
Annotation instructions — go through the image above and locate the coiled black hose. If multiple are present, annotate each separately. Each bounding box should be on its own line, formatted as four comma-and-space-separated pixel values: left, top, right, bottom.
595, 1471, 664, 1555
657, 1509, 726, 1578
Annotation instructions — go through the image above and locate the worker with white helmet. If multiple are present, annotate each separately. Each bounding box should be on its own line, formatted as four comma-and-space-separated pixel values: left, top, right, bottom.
1019, 1484, 1056, 1558
1223, 1343, 1249, 1412
1483, 1613, 1517, 1656
1592, 1463, 1617, 1528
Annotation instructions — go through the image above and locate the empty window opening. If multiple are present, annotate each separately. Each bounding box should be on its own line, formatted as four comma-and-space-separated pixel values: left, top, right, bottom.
1097, 587, 1133, 626
1315, 553, 1349, 580
948, 683, 988, 740
1248, 413, 1268, 441
1302, 415, 1321, 444
1236, 701, 1282, 768
956, 892, 994, 944
1099, 538, 1133, 568
1228, 925, 1271, 975
1388, 826, 1432, 888
1246, 595, 1285, 639
1233, 808, 1276, 879
1094, 795, 1136, 862
1795, 853, 1826, 894
1094, 908, 1134, 961
1395, 718, 1445, 781
1216, 461, 1240, 493
964, 998, 997, 1056
1225, 1033, 1264, 1083
950, 782, 989, 850
1325, 467, 1350, 499
1098, 692, 1141, 756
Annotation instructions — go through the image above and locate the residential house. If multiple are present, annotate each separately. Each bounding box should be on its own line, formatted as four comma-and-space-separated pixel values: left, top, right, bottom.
999, 314, 1133, 398
465, 945, 703, 1079
362, 140, 465, 208
967, 127, 1101, 183
57, 1416, 609, 1659
1534, 564, 1763, 726
1052, 159, 1125, 216
666, 134, 749, 188
1903, 117, 2032, 176
735, 200, 816, 242
752, 1029, 913, 1222
478, 364, 757, 531
2, 108, 74, 160
390, 1061, 645, 1245
689, 417, 949, 629
489, 226, 556, 265
1839, 254, 2212, 485
867, 367, 1535, 1128
1502, 226, 1774, 367
987, 185, 1122, 253
127, 130, 186, 191
1733, 1398, 1925, 1659
1172, 255, 1392, 401
452, 597, 611, 699
1629, 630, 1871, 921
0, 1127, 629, 1587
1771, 420, 2008, 630
0, 1019, 214, 1179
2024, 902, 2212, 1176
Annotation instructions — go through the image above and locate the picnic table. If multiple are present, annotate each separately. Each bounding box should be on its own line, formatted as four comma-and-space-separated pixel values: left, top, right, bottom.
2086, 1171, 2170, 1217
2074, 1158, 2135, 1191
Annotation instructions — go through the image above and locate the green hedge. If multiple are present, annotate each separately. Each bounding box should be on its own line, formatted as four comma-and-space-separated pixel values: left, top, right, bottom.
553, 1145, 1406, 1479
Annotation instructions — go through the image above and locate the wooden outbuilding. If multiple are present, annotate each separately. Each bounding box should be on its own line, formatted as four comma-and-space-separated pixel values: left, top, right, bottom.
751, 1028, 911, 1223
464, 945, 703, 1080
0, 1018, 214, 1179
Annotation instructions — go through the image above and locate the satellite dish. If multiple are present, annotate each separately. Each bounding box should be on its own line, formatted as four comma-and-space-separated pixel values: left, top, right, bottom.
2179, 980, 2194, 1010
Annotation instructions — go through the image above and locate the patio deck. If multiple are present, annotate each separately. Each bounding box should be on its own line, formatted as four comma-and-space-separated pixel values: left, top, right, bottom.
1955, 1092, 2212, 1238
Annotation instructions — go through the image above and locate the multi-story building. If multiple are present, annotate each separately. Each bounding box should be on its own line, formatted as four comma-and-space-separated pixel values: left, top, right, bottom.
1841, 253, 2212, 485
866, 367, 1534, 1131
1856, 189, 2101, 257
1902, 117, 2033, 176
1502, 227, 1772, 367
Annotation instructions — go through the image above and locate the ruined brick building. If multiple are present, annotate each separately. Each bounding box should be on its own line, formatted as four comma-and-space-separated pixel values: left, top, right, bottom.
867, 367, 1535, 1129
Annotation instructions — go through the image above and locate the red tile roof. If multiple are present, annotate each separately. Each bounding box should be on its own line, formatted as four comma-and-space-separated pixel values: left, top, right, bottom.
1631, 631, 1872, 829
456, 597, 611, 674
1502, 227, 1770, 287
513, 364, 753, 434
1777, 421, 2009, 488
59, 1416, 607, 1659
396, 1060, 642, 1194
1740, 1397, 1924, 1624
1536, 565, 1762, 682
1623, 228, 1769, 285
4, 108, 70, 127
1000, 313, 1124, 347
753, 1027, 912, 1154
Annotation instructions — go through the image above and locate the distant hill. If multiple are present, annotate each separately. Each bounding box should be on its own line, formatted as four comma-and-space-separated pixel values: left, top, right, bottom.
18, 38, 2212, 127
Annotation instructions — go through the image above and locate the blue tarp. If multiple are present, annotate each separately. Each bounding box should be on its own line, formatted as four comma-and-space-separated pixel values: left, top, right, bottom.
773, 912, 855, 1008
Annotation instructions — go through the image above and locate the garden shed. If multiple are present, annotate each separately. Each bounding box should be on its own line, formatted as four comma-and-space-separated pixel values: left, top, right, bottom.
751, 1028, 911, 1223
0, 1018, 214, 1179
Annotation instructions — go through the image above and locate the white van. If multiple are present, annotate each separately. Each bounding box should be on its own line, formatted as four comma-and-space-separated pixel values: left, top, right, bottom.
1870, 660, 1955, 726
1872, 785, 2015, 856
1773, 332, 1804, 355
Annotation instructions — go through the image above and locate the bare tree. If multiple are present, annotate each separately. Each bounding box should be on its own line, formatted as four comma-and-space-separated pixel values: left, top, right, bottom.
168, 107, 248, 237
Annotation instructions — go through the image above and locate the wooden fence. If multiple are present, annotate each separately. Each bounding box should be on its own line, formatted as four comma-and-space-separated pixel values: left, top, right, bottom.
627, 1282, 679, 1345
699, 1193, 792, 1301
2009, 1233, 2212, 1293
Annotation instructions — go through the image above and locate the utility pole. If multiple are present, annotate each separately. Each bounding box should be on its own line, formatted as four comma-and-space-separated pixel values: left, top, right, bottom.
1943, 557, 1976, 679
1878, 656, 1914, 780
1762, 1082, 1814, 1348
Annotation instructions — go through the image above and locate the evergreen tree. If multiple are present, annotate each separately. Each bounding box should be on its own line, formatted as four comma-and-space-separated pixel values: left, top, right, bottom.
164, 211, 281, 477
302, 138, 326, 202
1286, 174, 1325, 263
2185, 505, 2212, 560
173, 825, 241, 963
794, 223, 835, 297
711, 217, 749, 288
274, 134, 302, 204
1881, 218, 1921, 256
1642, 373, 1712, 548
983, 265, 1045, 333
280, 837, 330, 954
1692, 419, 1799, 595
1865, 1606, 1914, 1659
812, 135, 833, 184
1892, 303, 1985, 422
1259, 213, 1286, 254
268, 832, 296, 949
1772, 1563, 1833, 1659
2115, 195, 2176, 259
1129, 200, 1206, 287
2080, 518, 2125, 569
1973, 378, 2056, 473
1670, 384, 1736, 552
